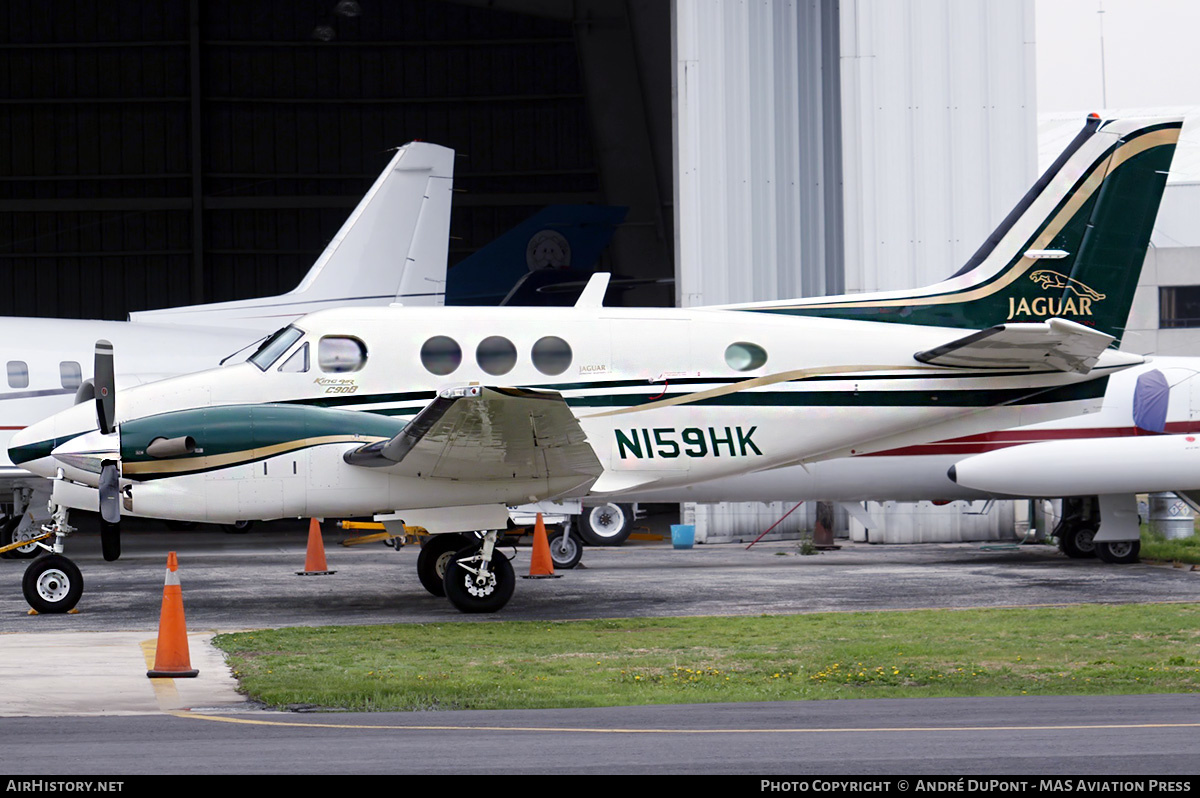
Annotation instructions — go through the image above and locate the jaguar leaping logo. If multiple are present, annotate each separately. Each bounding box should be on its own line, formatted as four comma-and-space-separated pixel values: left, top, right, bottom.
1029, 270, 1106, 301
1006, 270, 1105, 319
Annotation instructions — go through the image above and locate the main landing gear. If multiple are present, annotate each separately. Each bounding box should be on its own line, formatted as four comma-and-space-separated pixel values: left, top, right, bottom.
416, 531, 515, 613
1053, 496, 1140, 565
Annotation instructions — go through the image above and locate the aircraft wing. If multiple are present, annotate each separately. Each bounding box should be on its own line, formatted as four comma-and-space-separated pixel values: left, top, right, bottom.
344, 386, 603, 483
914, 318, 1115, 374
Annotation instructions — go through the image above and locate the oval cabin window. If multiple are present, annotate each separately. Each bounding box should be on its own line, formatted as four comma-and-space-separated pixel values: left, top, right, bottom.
724, 342, 768, 371
420, 335, 462, 376
531, 336, 572, 375
318, 336, 367, 373
476, 336, 517, 376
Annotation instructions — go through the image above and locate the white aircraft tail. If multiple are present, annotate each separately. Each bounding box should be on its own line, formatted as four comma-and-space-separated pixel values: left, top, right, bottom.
130, 141, 454, 330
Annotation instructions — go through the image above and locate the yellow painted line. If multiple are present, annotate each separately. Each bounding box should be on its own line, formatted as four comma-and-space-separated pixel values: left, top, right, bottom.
170, 711, 1200, 735
140, 638, 182, 710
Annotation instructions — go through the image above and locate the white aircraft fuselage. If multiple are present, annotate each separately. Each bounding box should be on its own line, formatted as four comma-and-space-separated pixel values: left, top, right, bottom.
12, 303, 1136, 527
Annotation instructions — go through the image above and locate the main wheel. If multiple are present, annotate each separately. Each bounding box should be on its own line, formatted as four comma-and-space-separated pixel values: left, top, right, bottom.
547, 528, 582, 569
22, 555, 83, 614
443, 546, 514, 613
1057, 524, 1097, 559
416, 533, 469, 597
2, 515, 40, 560
1095, 539, 1140, 564
220, 520, 254, 534
578, 502, 633, 546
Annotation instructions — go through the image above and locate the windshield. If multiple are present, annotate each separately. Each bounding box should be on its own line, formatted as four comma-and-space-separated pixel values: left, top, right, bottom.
248, 325, 304, 371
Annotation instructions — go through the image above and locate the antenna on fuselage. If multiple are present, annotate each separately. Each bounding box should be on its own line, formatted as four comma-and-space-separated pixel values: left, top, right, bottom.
574, 273, 611, 308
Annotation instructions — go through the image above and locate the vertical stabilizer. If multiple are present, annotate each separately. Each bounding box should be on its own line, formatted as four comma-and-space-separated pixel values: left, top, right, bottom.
130, 142, 455, 330
733, 116, 1181, 341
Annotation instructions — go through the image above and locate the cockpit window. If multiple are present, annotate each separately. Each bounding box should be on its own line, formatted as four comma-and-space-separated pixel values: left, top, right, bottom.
318, 336, 367, 373
248, 326, 304, 371
279, 342, 310, 373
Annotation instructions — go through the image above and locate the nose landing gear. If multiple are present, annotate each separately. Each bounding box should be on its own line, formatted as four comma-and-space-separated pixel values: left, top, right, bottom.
17, 504, 83, 614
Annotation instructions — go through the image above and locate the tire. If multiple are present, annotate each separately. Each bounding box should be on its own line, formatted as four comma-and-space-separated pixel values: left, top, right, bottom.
1095, 539, 1141, 565
22, 555, 83, 614
2, 515, 40, 560
416, 533, 469, 597
547, 528, 582, 569
1058, 524, 1097, 559
220, 520, 254, 534
578, 502, 633, 546
443, 546, 515, 613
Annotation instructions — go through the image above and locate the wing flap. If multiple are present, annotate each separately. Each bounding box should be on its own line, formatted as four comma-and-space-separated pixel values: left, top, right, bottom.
344, 386, 603, 484
914, 318, 1115, 374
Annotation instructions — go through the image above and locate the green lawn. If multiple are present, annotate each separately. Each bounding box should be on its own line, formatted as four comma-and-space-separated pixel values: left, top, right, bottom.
213, 603, 1200, 712
1140, 523, 1200, 565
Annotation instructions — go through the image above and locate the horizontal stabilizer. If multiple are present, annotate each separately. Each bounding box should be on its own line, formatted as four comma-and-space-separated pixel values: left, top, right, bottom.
344, 386, 603, 485
914, 318, 1115, 374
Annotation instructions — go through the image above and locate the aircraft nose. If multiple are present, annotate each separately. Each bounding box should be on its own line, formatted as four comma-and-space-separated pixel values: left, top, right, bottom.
9, 401, 108, 480
50, 428, 120, 487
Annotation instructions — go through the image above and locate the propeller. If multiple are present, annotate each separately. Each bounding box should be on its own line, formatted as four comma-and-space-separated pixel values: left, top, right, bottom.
93, 339, 121, 562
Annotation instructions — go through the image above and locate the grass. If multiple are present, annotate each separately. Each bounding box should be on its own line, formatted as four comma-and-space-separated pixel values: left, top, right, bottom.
1140, 523, 1200, 565
213, 603, 1200, 712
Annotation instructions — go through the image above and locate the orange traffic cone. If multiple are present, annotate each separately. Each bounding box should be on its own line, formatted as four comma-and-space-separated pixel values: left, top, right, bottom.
523, 513, 560, 579
146, 551, 199, 679
296, 518, 336, 576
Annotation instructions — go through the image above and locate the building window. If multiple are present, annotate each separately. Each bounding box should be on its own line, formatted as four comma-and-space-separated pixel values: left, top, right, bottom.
7, 361, 28, 389
1160, 286, 1200, 328
476, 336, 517, 376
420, 336, 462, 376
531, 336, 572, 375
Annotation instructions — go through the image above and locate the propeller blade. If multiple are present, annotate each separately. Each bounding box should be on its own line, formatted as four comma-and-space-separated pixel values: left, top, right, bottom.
94, 339, 116, 435
99, 460, 121, 562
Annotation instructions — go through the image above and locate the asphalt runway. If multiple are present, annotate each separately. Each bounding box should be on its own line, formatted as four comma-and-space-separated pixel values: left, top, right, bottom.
1, 515, 1198, 775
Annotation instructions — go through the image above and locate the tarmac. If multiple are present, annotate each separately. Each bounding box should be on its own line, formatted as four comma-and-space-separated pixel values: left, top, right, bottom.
2, 510, 1199, 718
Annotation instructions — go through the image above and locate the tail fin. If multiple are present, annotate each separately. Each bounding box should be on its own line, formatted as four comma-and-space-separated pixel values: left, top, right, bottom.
444, 205, 627, 306
738, 116, 1181, 339
130, 142, 454, 329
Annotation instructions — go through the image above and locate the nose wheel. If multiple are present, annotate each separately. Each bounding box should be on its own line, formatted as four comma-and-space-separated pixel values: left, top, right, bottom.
22, 554, 83, 614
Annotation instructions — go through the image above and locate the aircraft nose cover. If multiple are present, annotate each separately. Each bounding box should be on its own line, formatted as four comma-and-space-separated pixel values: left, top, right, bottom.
1132, 369, 1169, 433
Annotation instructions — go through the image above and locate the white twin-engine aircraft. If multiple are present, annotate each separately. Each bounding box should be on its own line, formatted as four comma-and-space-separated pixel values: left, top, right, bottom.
9, 115, 1182, 614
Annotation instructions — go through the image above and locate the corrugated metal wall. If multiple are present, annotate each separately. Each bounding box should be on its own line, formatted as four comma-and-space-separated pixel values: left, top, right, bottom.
675, 0, 842, 307
839, 0, 1037, 293
0, 0, 604, 319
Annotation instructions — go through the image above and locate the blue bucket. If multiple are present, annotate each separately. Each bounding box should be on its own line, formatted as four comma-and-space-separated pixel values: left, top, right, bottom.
670, 524, 695, 549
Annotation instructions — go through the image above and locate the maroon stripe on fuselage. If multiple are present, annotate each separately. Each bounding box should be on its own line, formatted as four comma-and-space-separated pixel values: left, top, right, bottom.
859, 422, 1200, 458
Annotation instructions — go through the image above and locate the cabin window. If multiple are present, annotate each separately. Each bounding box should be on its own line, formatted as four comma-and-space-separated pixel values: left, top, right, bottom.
724, 342, 768, 371
59, 361, 82, 389
531, 336, 572, 375
476, 336, 517, 376
6, 361, 28, 389
420, 336, 462, 376
318, 336, 367, 373
249, 326, 304, 371
279, 342, 309, 373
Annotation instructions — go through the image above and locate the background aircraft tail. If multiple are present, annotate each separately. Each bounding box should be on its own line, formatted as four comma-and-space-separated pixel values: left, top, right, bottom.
445, 205, 627, 306
130, 141, 455, 330
738, 116, 1182, 341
